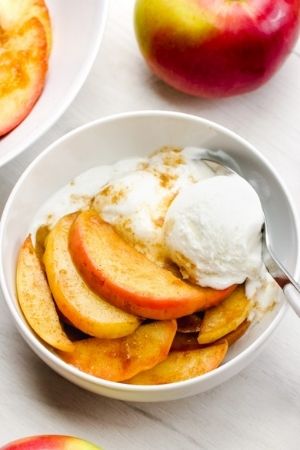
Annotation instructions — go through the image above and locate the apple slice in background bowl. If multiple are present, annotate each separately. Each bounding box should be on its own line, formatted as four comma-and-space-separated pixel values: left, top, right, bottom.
0, 0, 108, 168
0, 16, 48, 137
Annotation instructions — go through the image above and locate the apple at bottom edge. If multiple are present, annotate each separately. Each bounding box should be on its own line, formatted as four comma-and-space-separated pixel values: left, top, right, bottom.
0, 435, 103, 450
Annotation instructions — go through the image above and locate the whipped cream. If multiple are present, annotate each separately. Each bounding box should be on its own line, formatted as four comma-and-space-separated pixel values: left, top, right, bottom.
30, 157, 145, 240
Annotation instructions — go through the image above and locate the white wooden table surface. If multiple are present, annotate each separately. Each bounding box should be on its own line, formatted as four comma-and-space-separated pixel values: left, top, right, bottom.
1, 1, 300, 448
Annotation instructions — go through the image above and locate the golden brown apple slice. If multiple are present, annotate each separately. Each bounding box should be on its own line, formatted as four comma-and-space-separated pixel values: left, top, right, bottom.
58, 320, 177, 381
35, 224, 50, 262
0, 0, 52, 55
172, 319, 250, 351
127, 340, 228, 385
198, 286, 250, 344
27, 0, 52, 55
0, 17, 48, 136
16, 236, 74, 352
43, 214, 140, 339
177, 313, 202, 333
219, 320, 250, 346
69, 211, 235, 320
171, 333, 199, 352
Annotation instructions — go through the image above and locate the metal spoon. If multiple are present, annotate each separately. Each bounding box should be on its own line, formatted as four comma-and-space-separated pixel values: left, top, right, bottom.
199, 150, 300, 317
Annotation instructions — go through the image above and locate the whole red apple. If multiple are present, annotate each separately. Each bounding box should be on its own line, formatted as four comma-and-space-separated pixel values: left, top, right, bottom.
0, 436, 103, 450
134, 0, 300, 97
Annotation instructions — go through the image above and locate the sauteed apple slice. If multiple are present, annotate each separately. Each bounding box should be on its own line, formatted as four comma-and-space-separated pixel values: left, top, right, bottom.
0, 17, 48, 136
58, 321, 177, 382
44, 213, 140, 339
69, 211, 236, 320
172, 319, 250, 352
220, 320, 250, 346
16, 236, 74, 352
0, 0, 52, 54
198, 286, 250, 344
171, 333, 199, 352
127, 340, 228, 385
177, 313, 202, 333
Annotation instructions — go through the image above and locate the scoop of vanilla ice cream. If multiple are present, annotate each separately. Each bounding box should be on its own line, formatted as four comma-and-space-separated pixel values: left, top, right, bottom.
164, 175, 265, 289
93, 147, 214, 264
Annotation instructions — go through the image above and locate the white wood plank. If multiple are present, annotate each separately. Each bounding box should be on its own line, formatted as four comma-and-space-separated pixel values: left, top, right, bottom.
1, 1, 300, 449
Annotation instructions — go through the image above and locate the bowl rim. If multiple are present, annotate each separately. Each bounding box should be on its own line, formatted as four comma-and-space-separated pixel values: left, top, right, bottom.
1, 110, 299, 393
0, 0, 109, 168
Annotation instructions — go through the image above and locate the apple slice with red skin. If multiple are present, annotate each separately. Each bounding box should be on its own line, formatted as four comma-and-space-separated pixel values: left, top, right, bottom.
0, 435, 103, 450
0, 17, 48, 136
69, 211, 236, 320
43, 213, 140, 339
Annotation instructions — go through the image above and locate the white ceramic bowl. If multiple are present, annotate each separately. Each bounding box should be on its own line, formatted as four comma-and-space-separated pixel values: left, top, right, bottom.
0, 111, 299, 402
0, 0, 108, 168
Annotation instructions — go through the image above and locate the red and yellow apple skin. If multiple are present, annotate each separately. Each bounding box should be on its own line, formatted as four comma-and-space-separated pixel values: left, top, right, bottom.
69, 211, 236, 320
135, 0, 300, 97
0, 436, 103, 450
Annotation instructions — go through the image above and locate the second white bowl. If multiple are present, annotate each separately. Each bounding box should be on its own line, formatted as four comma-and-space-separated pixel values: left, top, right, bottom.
0, 0, 108, 167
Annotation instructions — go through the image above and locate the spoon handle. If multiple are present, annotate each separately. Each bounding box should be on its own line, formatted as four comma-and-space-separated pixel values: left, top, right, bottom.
283, 284, 300, 317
